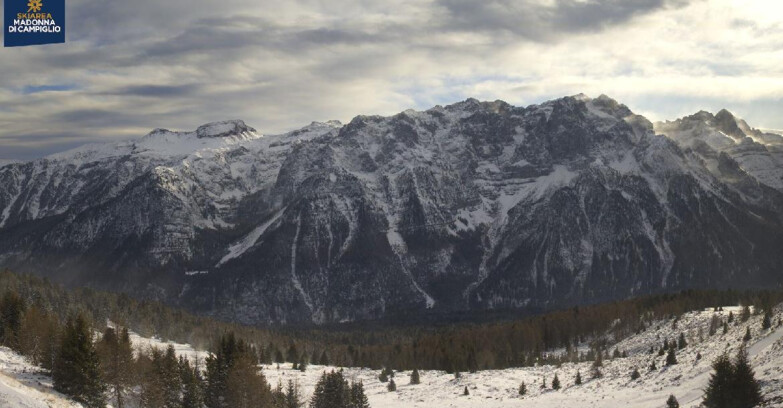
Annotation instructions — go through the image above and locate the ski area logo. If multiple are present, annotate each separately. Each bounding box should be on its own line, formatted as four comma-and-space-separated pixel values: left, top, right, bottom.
27, 0, 43, 12
4, 0, 65, 47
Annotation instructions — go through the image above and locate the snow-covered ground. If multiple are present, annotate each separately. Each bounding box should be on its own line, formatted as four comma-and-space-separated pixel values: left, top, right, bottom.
263, 305, 783, 408
0, 347, 79, 407
1, 305, 782, 407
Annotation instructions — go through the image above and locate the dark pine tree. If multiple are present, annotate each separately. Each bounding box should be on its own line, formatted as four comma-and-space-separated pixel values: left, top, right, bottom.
743, 327, 752, 342
732, 348, 762, 408
298, 355, 308, 372
319, 350, 330, 366
762, 310, 772, 330
284, 380, 304, 408
463, 386, 469, 396
387, 379, 397, 392
666, 394, 680, 408
180, 357, 205, 408
161, 345, 183, 408
97, 327, 134, 408
678, 333, 687, 349
410, 368, 421, 385
53, 314, 106, 408
0, 291, 25, 350
575, 370, 582, 385
518, 381, 527, 396
665, 348, 677, 366
349, 380, 370, 408
631, 368, 641, 380
551, 373, 561, 390
703, 353, 734, 408
650, 360, 657, 371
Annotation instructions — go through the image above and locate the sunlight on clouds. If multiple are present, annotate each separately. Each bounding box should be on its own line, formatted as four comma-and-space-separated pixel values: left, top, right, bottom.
0, 0, 781, 158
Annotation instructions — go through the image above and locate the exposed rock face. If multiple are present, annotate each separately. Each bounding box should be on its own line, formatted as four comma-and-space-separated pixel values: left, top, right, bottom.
1, 95, 783, 325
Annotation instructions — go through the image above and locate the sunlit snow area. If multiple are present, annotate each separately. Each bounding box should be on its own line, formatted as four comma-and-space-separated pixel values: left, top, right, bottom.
1, 304, 782, 407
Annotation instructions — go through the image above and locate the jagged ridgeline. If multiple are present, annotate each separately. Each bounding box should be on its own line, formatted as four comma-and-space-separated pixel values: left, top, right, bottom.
1, 96, 783, 325
1, 269, 782, 372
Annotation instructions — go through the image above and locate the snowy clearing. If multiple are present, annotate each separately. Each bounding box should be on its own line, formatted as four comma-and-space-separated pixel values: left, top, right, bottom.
1, 304, 782, 407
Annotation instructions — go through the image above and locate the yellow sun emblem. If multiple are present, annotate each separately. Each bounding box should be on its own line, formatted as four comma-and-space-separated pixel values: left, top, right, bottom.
27, 0, 43, 12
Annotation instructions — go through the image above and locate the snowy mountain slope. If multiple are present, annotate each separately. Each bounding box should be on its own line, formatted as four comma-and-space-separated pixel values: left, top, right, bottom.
655, 110, 783, 192
2, 96, 783, 324
263, 304, 783, 408
1, 305, 781, 407
0, 347, 80, 408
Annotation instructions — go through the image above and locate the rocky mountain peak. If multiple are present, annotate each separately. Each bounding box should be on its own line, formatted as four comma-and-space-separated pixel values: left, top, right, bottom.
196, 120, 256, 139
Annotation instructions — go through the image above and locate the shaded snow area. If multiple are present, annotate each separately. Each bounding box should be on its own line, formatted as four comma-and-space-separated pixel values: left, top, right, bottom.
2, 305, 783, 407
264, 305, 783, 408
0, 347, 79, 408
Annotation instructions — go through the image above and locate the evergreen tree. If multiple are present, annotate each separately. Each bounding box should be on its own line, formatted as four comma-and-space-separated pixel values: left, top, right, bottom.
575, 370, 582, 385
467, 349, 479, 373
311, 370, 350, 408
665, 347, 677, 366
349, 381, 370, 408
17, 306, 59, 370
740, 306, 751, 322
319, 350, 330, 366
709, 315, 720, 336
161, 345, 183, 408
410, 368, 420, 385
298, 355, 308, 372
0, 291, 26, 349
205, 332, 271, 408
650, 360, 657, 371
761, 310, 772, 330
732, 348, 762, 408
551, 373, 561, 390
463, 386, 469, 396
378, 368, 389, 383
284, 380, 304, 408
53, 314, 106, 408
728, 311, 735, 323
518, 381, 527, 396
678, 333, 687, 349
723, 322, 729, 334
743, 327, 752, 342
387, 378, 396, 392
180, 357, 205, 408
287, 343, 299, 363
97, 327, 134, 408
703, 353, 734, 408
666, 394, 680, 408
631, 368, 641, 380
139, 349, 166, 408
225, 352, 272, 408
591, 352, 603, 379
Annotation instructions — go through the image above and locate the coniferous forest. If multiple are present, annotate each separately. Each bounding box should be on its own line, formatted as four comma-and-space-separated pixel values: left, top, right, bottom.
0, 268, 778, 406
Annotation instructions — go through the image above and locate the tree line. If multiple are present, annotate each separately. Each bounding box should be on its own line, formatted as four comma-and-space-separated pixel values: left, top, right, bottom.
1, 268, 781, 374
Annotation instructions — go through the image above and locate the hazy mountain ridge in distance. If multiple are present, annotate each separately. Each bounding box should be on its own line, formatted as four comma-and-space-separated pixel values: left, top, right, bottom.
1, 94, 783, 325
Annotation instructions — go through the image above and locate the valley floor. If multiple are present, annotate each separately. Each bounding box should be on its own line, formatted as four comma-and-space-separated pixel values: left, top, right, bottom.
1, 305, 782, 407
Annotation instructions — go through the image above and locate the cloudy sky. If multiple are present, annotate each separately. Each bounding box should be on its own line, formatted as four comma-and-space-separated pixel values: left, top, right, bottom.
1, 0, 782, 159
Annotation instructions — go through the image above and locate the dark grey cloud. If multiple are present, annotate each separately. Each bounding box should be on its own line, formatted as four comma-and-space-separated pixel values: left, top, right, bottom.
437, 0, 689, 41
100, 84, 201, 98
0, 0, 780, 161
50, 109, 151, 129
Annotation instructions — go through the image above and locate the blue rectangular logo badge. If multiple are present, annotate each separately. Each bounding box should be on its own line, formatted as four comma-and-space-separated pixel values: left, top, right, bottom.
4, 0, 65, 47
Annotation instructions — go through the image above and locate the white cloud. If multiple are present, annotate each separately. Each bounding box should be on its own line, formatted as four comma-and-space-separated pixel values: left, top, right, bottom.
0, 0, 781, 159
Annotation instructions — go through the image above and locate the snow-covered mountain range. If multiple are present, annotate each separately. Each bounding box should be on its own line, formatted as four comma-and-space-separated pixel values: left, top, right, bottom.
1, 95, 782, 325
